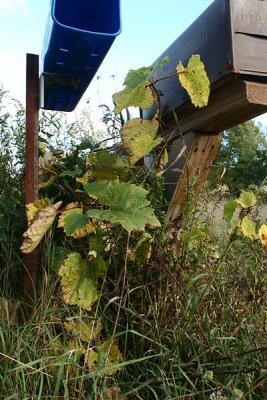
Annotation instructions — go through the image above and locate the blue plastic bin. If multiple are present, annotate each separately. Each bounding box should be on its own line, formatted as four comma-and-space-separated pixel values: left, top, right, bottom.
41, 0, 121, 112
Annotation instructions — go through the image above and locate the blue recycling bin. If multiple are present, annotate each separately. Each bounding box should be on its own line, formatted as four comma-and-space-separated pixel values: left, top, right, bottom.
41, 0, 121, 112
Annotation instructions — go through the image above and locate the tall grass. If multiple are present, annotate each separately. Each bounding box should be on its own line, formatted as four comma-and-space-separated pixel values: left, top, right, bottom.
1, 188, 266, 399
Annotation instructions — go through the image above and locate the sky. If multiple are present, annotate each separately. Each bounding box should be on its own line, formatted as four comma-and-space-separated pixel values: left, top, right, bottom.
0, 0, 266, 126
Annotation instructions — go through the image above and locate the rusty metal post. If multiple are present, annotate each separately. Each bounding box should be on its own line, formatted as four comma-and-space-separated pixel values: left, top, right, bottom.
22, 54, 40, 311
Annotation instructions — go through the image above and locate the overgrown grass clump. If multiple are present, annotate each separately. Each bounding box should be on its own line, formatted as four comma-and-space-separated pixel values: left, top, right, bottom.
1, 185, 266, 399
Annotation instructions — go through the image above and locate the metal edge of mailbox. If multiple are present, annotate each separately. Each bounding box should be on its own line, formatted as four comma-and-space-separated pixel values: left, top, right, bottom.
50, 0, 122, 37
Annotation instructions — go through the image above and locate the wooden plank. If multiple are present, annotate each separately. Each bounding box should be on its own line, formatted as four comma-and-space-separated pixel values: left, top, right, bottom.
246, 81, 267, 106
164, 78, 267, 135
23, 54, 40, 314
167, 133, 222, 222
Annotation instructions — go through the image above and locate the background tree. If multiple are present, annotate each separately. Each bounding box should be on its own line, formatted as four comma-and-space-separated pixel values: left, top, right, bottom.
210, 120, 267, 194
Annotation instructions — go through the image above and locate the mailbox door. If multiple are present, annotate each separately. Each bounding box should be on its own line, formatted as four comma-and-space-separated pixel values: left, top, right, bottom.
231, 0, 267, 76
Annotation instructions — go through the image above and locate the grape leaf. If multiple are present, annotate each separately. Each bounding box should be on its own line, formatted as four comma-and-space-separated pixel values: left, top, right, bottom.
58, 253, 106, 310
113, 66, 156, 113
64, 318, 102, 342
58, 204, 95, 238
259, 225, 267, 252
86, 349, 99, 371
236, 191, 256, 208
124, 67, 153, 88
97, 340, 123, 376
121, 118, 162, 165
223, 200, 238, 224
177, 55, 210, 108
86, 150, 128, 182
26, 198, 50, 224
20, 201, 62, 254
85, 181, 161, 233
241, 217, 257, 239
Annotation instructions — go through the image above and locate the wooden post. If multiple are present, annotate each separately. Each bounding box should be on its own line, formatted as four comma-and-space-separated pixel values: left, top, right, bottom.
167, 133, 222, 222
22, 54, 40, 311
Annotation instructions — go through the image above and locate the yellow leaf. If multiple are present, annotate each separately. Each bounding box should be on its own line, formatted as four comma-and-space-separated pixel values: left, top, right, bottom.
58, 253, 105, 310
20, 201, 62, 254
64, 319, 102, 342
259, 225, 267, 253
76, 175, 89, 186
67, 340, 85, 362
113, 85, 156, 114
241, 217, 257, 240
159, 148, 169, 169
177, 55, 210, 108
39, 176, 57, 190
26, 198, 50, 224
85, 349, 99, 371
72, 223, 96, 239
98, 340, 123, 376
121, 118, 162, 164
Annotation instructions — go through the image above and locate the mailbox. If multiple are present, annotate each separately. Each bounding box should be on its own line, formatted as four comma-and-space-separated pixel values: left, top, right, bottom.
41, 0, 121, 112
141, 0, 267, 220
144, 0, 267, 121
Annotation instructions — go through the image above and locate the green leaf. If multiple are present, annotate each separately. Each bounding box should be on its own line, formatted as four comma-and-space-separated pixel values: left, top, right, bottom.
223, 200, 238, 223
241, 216, 257, 239
176, 55, 210, 108
85, 181, 161, 233
62, 209, 89, 236
113, 86, 156, 114
58, 204, 95, 238
113, 66, 156, 113
121, 118, 162, 164
124, 67, 153, 89
60, 169, 82, 178
86, 150, 128, 182
58, 253, 106, 310
236, 191, 257, 208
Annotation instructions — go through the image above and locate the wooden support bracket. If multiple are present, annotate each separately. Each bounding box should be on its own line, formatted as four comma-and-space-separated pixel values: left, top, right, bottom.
167, 132, 222, 222
165, 78, 267, 135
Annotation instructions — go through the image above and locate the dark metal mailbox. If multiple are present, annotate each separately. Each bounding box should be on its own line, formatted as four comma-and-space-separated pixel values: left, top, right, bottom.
145, 0, 267, 120
41, 0, 121, 112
